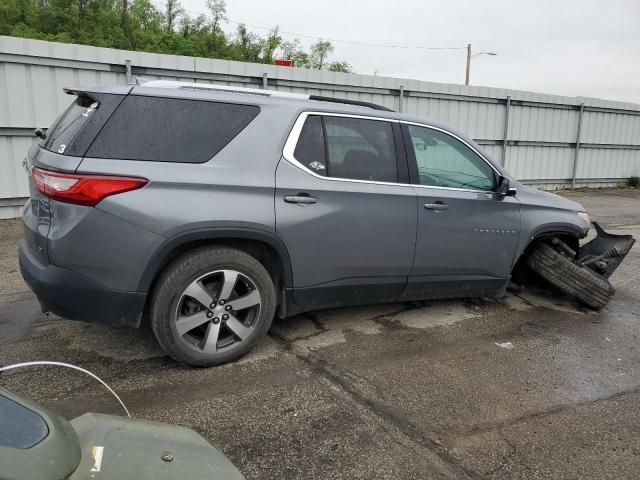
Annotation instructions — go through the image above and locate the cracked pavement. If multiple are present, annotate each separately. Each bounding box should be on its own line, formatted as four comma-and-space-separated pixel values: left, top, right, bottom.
1, 188, 639, 479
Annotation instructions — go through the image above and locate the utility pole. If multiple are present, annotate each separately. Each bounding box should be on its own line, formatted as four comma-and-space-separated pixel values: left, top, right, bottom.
465, 43, 471, 86
465, 45, 497, 86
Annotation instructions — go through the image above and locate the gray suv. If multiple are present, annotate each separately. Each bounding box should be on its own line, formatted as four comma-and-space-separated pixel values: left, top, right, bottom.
19, 80, 634, 366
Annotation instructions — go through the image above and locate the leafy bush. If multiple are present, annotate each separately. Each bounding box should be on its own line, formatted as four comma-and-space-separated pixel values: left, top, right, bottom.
628, 176, 640, 188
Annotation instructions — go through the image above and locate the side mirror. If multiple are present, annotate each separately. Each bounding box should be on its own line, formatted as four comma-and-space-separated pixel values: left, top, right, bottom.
495, 175, 517, 197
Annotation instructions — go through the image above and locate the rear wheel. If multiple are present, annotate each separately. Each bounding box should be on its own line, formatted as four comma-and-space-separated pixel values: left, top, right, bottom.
150, 247, 276, 366
526, 242, 614, 309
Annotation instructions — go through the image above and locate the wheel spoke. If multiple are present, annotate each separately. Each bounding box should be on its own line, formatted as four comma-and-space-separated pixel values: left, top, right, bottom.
176, 311, 210, 336
227, 289, 260, 311
219, 270, 239, 301
202, 321, 221, 354
183, 280, 214, 308
225, 313, 252, 340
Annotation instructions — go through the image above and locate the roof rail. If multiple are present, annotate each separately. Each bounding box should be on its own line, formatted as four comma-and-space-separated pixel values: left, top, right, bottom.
135, 80, 395, 112
136, 80, 308, 100
308, 95, 395, 112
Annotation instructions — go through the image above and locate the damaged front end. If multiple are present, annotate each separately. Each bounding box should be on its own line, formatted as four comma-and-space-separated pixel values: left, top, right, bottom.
576, 222, 636, 278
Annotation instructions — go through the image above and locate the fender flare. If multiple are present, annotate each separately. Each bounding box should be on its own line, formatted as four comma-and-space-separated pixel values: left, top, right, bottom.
529, 223, 586, 241
137, 227, 294, 292
514, 222, 586, 266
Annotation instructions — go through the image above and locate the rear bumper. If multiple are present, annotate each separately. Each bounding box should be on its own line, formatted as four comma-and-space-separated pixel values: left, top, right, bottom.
19, 241, 146, 328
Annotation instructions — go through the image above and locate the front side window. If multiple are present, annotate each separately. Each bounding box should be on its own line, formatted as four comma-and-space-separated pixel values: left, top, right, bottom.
293, 115, 398, 183
407, 125, 494, 191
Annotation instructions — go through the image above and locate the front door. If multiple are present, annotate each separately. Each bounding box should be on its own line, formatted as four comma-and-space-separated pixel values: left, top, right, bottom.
401, 123, 521, 298
276, 113, 417, 309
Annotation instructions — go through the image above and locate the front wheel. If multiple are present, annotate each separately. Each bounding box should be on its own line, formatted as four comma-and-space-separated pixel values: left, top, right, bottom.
150, 247, 276, 366
526, 242, 615, 309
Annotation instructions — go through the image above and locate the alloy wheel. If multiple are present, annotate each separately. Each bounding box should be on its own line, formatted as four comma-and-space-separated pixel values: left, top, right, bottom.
174, 269, 262, 354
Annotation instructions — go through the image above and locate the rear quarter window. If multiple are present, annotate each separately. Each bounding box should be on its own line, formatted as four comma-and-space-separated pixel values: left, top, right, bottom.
85, 96, 260, 163
42, 95, 98, 154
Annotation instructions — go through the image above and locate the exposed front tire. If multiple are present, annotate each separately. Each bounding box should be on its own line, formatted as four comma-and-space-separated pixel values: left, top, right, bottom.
150, 247, 276, 366
526, 242, 615, 309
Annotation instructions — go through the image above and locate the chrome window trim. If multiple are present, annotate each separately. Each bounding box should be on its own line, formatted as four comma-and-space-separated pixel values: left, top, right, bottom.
282, 111, 499, 195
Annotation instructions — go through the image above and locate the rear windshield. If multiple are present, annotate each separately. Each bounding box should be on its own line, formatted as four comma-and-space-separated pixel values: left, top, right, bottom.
85, 95, 260, 163
42, 95, 98, 154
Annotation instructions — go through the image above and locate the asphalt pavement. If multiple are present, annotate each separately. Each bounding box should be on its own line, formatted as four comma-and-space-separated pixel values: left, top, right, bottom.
1, 188, 639, 479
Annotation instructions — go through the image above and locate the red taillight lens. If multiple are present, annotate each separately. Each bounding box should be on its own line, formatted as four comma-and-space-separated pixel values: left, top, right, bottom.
31, 167, 148, 207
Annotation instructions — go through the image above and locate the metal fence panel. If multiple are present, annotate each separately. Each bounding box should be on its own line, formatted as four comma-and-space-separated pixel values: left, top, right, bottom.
0, 135, 32, 217
581, 111, 640, 145
507, 146, 575, 180
509, 105, 579, 143
1, 35, 640, 218
577, 148, 640, 179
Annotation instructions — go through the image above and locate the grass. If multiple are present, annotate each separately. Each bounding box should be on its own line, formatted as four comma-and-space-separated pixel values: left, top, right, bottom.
627, 176, 640, 188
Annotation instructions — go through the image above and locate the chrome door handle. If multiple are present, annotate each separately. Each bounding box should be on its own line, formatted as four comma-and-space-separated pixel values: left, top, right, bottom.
424, 202, 448, 211
284, 195, 318, 205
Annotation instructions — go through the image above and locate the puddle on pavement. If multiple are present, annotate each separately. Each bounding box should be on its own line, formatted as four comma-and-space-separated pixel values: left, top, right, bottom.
282, 301, 484, 352
15, 285, 594, 362
278, 287, 594, 352
500, 287, 594, 315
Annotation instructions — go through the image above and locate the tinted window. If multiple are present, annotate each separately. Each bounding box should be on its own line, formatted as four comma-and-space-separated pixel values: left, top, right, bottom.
293, 115, 326, 174
86, 96, 260, 163
324, 117, 397, 182
42, 95, 98, 154
407, 125, 494, 191
293, 116, 397, 182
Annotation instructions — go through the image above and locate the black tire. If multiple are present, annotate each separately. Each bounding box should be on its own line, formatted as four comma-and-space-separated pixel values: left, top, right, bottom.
150, 246, 276, 366
526, 242, 614, 309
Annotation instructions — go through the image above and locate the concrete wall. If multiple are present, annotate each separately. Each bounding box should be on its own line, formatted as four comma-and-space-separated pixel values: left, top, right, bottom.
1, 35, 639, 218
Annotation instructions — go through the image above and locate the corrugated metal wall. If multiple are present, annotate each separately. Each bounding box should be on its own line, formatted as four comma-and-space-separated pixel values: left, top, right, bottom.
1, 35, 639, 218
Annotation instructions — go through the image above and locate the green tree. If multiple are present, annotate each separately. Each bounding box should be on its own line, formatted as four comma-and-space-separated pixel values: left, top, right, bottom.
128, 0, 164, 50
279, 39, 310, 68
207, 0, 226, 39
260, 27, 281, 65
0, 0, 35, 36
328, 61, 351, 73
164, 0, 184, 32
278, 38, 350, 72
233, 23, 261, 62
309, 39, 333, 69
0, 0, 353, 72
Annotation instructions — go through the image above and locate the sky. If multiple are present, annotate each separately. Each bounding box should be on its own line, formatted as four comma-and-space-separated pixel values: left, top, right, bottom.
180, 0, 640, 104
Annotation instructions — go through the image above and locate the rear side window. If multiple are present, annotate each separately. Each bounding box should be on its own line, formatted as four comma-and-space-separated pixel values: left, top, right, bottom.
293, 115, 398, 182
42, 96, 98, 154
324, 117, 397, 182
86, 96, 260, 163
293, 115, 326, 174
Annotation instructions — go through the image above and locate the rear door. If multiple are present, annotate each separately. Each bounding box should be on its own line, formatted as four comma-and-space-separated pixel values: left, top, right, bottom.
401, 123, 521, 296
275, 113, 417, 309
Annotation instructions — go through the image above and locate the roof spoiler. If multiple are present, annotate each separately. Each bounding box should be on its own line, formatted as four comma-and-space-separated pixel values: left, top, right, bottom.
62, 86, 134, 96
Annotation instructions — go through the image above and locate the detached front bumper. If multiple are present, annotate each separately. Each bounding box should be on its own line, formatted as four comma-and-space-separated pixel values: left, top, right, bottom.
19, 241, 146, 328
578, 222, 636, 278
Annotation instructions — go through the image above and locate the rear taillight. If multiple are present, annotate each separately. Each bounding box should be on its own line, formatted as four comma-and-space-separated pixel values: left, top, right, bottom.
31, 167, 148, 207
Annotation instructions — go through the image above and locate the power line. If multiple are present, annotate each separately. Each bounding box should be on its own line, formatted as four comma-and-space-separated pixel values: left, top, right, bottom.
150, 1, 466, 50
